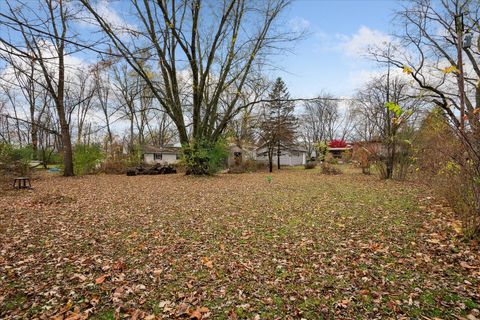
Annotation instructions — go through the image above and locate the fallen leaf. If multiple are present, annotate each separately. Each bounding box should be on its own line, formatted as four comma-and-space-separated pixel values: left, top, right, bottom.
201, 257, 213, 268
95, 274, 110, 284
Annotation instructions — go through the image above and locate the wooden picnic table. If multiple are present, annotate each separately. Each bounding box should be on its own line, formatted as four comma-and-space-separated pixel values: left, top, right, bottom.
13, 177, 32, 189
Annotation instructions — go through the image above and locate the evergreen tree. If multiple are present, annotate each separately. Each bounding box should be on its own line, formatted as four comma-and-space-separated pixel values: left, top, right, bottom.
259, 77, 297, 172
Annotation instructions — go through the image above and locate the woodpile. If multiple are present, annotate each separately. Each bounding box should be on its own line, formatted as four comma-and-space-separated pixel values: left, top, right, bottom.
126, 164, 177, 176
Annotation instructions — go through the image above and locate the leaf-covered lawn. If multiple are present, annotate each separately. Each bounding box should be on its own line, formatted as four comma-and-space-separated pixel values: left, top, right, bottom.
1, 168, 479, 319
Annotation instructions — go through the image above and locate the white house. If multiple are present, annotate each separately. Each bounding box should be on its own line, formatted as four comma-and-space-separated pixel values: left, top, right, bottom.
256, 144, 307, 166
142, 146, 182, 165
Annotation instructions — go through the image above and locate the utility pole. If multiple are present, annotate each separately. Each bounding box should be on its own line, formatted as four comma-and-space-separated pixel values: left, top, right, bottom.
455, 12, 466, 133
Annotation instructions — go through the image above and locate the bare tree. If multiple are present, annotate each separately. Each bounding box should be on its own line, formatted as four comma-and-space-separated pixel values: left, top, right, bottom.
371, 0, 480, 225
112, 62, 141, 154
80, 0, 294, 174
92, 63, 115, 150
1, 0, 82, 176
228, 76, 269, 149
372, 0, 480, 153
68, 69, 96, 145
299, 92, 342, 158
351, 73, 423, 178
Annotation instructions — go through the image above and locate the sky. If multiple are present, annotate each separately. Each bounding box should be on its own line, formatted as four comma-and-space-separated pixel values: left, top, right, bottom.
78, 0, 402, 100
273, 0, 402, 99
0, 0, 404, 106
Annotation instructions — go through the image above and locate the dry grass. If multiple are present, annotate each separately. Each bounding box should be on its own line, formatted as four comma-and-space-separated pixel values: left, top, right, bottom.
0, 167, 479, 319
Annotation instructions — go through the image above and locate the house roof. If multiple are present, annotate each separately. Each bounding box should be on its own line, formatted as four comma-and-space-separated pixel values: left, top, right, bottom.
143, 145, 182, 154
256, 143, 307, 153
328, 147, 352, 151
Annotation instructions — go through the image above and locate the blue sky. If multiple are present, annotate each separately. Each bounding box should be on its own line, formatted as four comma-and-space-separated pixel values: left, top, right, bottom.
92, 0, 401, 99
1, 0, 401, 100
274, 0, 402, 98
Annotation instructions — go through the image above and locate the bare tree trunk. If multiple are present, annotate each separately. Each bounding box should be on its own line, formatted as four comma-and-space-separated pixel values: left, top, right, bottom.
277, 141, 281, 170
57, 98, 74, 176
268, 152, 273, 173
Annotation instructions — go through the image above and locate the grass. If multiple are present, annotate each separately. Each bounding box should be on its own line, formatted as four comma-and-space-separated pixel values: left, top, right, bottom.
0, 166, 478, 319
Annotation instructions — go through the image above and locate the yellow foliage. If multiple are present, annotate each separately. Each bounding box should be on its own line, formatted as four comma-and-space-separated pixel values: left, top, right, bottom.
442, 65, 459, 74
403, 66, 413, 74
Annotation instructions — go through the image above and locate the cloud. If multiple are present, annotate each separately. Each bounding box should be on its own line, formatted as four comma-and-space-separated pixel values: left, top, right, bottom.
340, 26, 391, 58
75, 0, 137, 34
94, 0, 136, 31
289, 17, 311, 33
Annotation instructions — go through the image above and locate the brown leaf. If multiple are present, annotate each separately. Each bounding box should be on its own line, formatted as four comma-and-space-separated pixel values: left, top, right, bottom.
189, 309, 202, 320
112, 260, 127, 271
95, 273, 110, 284
460, 261, 477, 269
201, 257, 213, 269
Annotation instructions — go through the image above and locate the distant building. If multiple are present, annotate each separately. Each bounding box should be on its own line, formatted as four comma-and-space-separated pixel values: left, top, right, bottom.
327, 146, 352, 159
256, 144, 307, 166
142, 146, 182, 165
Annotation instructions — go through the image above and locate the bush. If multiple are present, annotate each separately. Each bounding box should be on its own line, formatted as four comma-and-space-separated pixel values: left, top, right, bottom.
229, 159, 258, 174
0, 143, 32, 176
304, 161, 317, 169
321, 162, 342, 175
37, 147, 62, 168
181, 139, 228, 175
341, 149, 352, 163
313, 141, 327, 161
73, 144, 104, 175
325, 152, 338, 165
100, 158, 129, 174
354, 147, 371, 175
415, 108, 479, 237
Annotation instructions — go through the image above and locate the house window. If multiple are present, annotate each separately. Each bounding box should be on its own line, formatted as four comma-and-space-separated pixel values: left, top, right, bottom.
292, 152, 300, 157
176, 154, 181, 160
154, 153, 162, 160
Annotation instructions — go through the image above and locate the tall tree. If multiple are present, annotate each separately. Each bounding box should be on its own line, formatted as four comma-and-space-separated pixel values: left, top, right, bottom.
1, 0, 81, 176
80, 0, 294, 174
259, 77, 296, 172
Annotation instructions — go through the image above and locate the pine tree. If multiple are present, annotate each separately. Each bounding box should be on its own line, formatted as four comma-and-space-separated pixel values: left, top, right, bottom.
259, 77, 297, 172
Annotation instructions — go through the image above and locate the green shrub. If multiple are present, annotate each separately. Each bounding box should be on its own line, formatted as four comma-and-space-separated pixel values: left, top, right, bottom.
73, 144, 104, 175
181, 139, 228, 175
314, 141, 327, 161
0, 143, 32, 175
11, 145, 34, 162
38, 147, 62, 167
